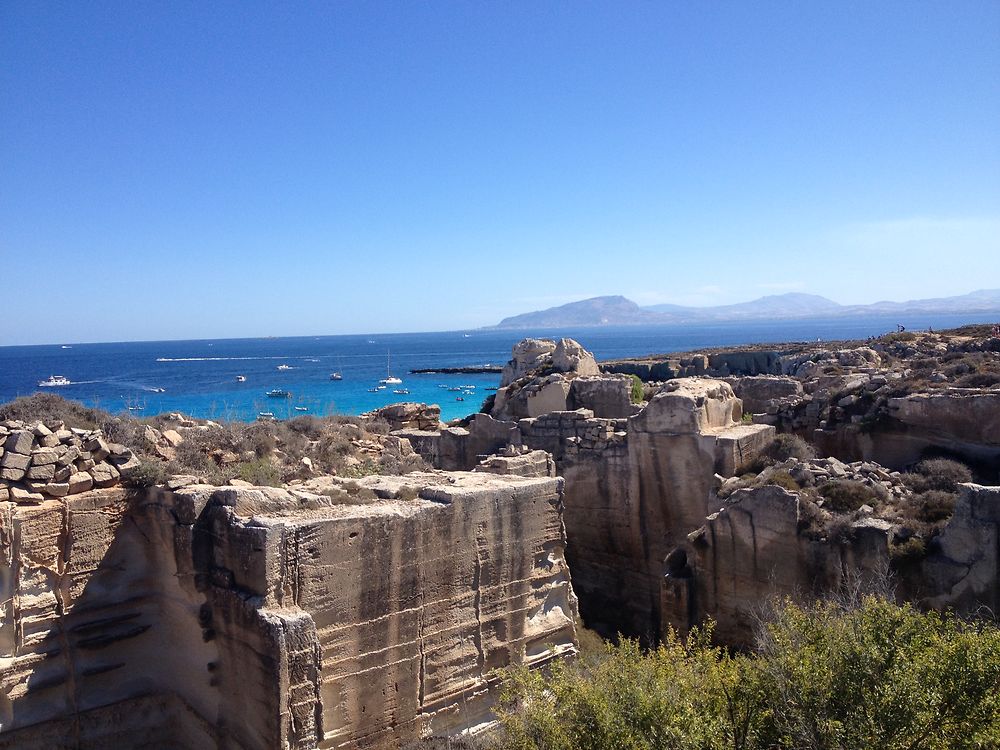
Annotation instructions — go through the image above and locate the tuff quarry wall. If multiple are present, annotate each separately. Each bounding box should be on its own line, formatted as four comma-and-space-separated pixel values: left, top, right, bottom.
544, 380, 772, 639
411, 373, 774, 641
0, 472, 578, 748
662, 482, 1000, 647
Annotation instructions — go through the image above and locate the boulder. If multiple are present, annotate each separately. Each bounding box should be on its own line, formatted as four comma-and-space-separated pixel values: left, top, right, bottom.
368, 402, 442, 431
552, 338, 600, 377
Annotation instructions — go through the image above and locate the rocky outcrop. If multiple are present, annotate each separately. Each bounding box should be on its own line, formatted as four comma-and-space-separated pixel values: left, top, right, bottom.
492, 375, 571, 421
0, 472, 578, 748
492, 339, 601, 421
366, 402, 442, 432
0, 420, 139, 502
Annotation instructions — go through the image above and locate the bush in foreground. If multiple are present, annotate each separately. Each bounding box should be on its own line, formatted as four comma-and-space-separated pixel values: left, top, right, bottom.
493, 596, 1000, 750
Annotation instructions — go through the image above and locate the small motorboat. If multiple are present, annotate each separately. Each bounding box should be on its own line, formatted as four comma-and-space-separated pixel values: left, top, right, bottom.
257, 412, 276, 422
266, 389, 291, 398
330, 372, 343, 381
393, 389, 409, 395
294, 406, 308, 412
127, 405, 144, 411
38, 375, 71, 387
277, 364, 292, 371
455, 397, 465, 402
152, 387, 166, 393
236, 375, 246, 382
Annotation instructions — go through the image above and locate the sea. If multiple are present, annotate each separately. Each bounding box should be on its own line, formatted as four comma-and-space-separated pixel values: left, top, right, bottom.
1, 313, 995, 423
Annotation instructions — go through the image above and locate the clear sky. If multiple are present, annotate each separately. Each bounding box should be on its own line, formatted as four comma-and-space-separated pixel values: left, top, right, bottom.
2, 2, 998, 345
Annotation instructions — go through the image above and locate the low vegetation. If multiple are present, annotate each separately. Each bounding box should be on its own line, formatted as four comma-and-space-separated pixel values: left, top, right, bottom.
492, 596, 1000, 750
629, 374, 645, 404
0, 393, 425, 487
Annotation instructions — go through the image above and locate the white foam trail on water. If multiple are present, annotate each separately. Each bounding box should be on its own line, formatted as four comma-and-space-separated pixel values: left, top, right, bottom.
156, 356, 292, 362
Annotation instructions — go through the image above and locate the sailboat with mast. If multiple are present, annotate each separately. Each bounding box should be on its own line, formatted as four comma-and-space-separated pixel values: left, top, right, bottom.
379, 350, 402, 385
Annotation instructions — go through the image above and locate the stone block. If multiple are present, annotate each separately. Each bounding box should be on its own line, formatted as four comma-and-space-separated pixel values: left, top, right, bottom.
4, 430, 34, 455
67, 472, 93, 494
1, 451, 30, 471
30, 448, 60, 466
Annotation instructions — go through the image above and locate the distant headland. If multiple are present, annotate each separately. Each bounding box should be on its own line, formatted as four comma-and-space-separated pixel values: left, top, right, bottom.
491, 289, 1000, 329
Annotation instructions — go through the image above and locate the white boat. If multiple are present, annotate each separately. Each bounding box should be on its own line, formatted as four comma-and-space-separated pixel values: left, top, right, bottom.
277, 364, 292, 371
330, 372, 343, 381
236, 375, 246, 382
38, 375, 71, 387
393, 389, 409, 395
379, 351, 403, 385
294, 406, 308, 412
152, 387, 166, 393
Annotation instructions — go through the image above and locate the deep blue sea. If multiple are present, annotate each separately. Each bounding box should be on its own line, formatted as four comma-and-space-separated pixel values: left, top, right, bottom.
1, 314, 994, 423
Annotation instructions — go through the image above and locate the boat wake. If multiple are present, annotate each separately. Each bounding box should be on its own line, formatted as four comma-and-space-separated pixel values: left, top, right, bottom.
156, 356, 294, 362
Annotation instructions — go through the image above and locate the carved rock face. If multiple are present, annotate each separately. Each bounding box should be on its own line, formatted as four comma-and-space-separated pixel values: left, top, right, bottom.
0, 473, 580, 749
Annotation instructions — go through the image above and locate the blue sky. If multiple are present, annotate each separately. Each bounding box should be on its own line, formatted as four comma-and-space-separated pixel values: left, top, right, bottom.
2, 2, 998, 344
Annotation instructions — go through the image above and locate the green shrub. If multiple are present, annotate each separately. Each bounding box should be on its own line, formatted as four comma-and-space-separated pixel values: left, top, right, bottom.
912, 458, 972, 492
123, 458, 170, 488
234, 458, 282, 487
881, 331, 917, 343
629, 374, 644, 404
764, 433, 816, 463
889, 536, 927, 565
0, 393, 105, 430
764, 470, 800, 492
493, 596, 1000, 750
818, 480, 880, 513
915, 489, 958, 523
956, 372, 1000, 388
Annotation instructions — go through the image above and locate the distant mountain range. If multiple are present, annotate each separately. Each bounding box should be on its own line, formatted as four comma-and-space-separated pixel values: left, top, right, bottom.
493, 290, 1000, 329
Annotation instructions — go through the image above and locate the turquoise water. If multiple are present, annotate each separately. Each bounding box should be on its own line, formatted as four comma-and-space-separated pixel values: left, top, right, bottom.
0, 313, 994, 422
